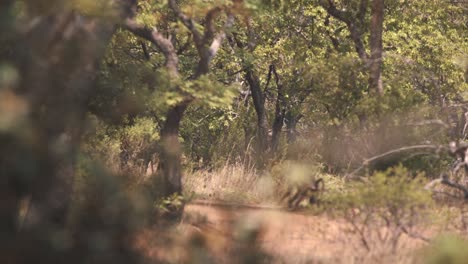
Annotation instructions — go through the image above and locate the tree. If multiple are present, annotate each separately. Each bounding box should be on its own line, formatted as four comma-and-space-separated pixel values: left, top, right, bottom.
123, 0, 236, 195
369, 0, 384, 95
319, 0, 384, 95
0, 0, 140, 261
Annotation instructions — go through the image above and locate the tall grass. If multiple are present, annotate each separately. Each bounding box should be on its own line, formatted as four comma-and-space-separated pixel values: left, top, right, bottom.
183, 161, 277, 205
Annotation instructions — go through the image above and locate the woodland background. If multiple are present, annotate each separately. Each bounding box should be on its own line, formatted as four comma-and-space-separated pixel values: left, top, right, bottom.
0, 0, 467, 263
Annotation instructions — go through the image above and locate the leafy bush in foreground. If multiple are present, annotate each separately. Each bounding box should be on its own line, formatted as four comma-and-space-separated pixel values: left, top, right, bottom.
327, 166, 433, 255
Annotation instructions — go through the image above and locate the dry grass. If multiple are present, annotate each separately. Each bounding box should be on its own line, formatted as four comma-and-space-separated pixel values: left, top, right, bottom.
182, 159, 344, 208
183, 161, 279, 205
137, 163, 468, 264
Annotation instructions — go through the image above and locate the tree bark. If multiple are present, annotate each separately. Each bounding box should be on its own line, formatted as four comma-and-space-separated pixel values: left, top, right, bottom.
321, 0, 369, 62
159, 102, 190, 195
270, 65, 285, 153
245, 69, 269, 156
231, 26, 270, 162
285, 111, 302, 144
369, 0, 384, 95
321, 0, 385, 95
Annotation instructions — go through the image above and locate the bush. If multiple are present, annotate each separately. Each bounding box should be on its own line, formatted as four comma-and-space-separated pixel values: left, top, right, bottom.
327, 165, 433, 255
423, 234, 468, 264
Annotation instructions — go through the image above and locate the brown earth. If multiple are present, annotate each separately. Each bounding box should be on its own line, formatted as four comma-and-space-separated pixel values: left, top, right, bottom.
135, 201, 432, 263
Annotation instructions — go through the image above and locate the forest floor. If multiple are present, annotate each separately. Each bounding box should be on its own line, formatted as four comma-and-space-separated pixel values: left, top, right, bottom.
135, 201, 433, 263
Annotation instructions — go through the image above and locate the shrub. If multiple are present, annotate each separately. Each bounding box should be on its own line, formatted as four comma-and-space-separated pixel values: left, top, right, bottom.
327, 165, 434, 255
423, 234, 468, 264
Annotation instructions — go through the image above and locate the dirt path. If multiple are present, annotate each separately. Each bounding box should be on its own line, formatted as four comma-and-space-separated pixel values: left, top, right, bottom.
136, 201, 429, 263
184, 202, 350, 263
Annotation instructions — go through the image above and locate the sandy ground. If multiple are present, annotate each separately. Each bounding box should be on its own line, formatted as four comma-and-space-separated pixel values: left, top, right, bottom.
184, 202, 349, 262
135, 201, 431, 263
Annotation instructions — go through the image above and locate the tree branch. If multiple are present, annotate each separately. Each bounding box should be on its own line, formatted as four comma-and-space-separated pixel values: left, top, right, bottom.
345, 145, 442, 179
406, 119, 449, 128
426, 175, 468, 200
140, 41, 151, 60
320, 0, 369, 61
357, 0, 368, 22
207, 13, 234, 59
264, 64, 274, 95
195, 12, 234, 77
123, 18, 178, 74
203, 7, 223, 45
348, 23, 369, 61
320, 0, 351, 24
176, 33, 192, 54
441, 174, 468, 199
168, 0, 203, 48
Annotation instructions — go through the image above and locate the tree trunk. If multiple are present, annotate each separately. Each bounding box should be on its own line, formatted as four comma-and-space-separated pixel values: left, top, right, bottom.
322, 0, 384, 95
270, 65, 285, 153
369, 0, 384, 95
126, 3, 233, 196
158, 101, 189, 195
20, 14, 116, 233
0, 0, 131, 241
285, 111, 302, 144
271, 107, 285, 153
245, 69, 269, 159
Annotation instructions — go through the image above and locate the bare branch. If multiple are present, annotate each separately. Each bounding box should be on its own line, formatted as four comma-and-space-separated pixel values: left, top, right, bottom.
345, 145, 442, 179
441, 174, 468, 199
425, 178, 467, 200
348, 23, 369, 61
369, 0, 384, 95
406, 119, 449, 128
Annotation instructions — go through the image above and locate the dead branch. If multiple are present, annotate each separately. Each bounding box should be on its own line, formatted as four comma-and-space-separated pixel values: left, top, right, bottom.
441, 174, 468, 199
449, 141, 468, 175
425, 175, 468, 200
406, 119, 449, 128
345, 144, 442, 179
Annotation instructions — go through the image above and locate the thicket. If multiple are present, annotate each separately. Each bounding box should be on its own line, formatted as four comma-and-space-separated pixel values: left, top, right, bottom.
83, 0, 467, 179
